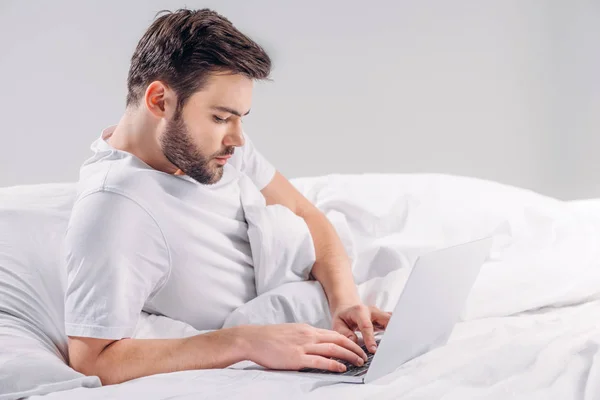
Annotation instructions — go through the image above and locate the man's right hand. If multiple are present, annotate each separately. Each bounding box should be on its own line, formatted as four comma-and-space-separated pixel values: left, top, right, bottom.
240, 323, 368, 373
68, 323, 369, 385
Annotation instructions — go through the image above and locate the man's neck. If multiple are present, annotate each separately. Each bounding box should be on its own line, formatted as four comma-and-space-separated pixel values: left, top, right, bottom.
108, 111, 178, 175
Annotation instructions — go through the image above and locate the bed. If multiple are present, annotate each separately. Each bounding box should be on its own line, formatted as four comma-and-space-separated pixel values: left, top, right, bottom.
1, 173, 600, 400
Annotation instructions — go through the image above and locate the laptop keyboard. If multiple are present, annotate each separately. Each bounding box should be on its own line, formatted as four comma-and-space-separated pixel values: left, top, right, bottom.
299, 339, 381, 377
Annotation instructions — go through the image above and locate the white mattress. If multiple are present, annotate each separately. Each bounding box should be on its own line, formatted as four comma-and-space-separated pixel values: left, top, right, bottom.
3, 174, 600, 400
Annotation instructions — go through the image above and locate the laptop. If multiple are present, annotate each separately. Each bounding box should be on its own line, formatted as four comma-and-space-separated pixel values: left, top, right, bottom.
296, 237, 493, 383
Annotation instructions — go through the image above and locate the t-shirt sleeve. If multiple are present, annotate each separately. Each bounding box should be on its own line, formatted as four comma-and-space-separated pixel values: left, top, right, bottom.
63, 190, 170, 340
239, 133, 276, 190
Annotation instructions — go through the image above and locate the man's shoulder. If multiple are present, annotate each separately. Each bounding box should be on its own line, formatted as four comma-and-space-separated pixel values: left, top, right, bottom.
69, 161, 168, 234
75, 152, 172, 208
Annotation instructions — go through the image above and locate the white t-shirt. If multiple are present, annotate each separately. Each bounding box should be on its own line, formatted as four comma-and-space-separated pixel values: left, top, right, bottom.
63, 126, 276, 339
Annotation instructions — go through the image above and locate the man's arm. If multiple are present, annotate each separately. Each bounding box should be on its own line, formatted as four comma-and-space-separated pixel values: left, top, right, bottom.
68, 329, 245, 385
68, 323, 368, 385
261, 172, 360, 310
261, 172, 391, 352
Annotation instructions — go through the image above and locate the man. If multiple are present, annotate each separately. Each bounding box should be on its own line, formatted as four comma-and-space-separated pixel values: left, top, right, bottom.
64, 8, 390, 385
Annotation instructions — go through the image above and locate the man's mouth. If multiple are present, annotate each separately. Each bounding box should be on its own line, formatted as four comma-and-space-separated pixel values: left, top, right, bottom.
214, 154, 232, 165
215, 148, 234, 165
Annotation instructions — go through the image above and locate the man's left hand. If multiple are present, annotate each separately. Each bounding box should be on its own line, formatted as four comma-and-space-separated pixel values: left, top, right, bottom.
331, 303, 392, 353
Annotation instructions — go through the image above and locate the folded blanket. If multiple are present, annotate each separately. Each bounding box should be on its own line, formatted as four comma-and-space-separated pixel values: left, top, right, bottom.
239, 174, 316, 296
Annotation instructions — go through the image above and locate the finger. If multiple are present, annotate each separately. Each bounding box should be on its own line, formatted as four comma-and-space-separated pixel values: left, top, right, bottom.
371, 309, 392, 330
305, 343, 365, 367
318, 330, 367, 360
316, 329, 368, 361
301, 354, 347, 373
373, 322, 386, 332
333, 323, 358, 343
356, 308, 377, 353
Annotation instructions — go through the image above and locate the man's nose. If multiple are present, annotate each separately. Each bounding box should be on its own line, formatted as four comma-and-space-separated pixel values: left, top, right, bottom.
224, 120, 245, 147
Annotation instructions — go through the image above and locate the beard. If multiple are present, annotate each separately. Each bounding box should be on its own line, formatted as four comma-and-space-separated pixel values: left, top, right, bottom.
160, 110, 233, 185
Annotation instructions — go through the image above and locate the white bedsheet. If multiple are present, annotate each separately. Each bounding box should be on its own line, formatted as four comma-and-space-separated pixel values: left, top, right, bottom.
5, 173, 600, 399
31, 299, 600, 400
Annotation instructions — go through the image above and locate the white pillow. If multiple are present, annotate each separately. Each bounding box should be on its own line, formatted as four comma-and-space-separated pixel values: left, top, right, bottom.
0, 183, 100, 399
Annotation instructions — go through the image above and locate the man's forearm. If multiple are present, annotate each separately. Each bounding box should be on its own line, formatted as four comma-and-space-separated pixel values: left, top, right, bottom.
259, 171, 359, 309
301, 209, 360, 310
71, 326, 247, 385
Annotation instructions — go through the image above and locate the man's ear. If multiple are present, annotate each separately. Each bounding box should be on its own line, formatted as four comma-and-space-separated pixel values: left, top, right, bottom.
144, 81, 177, 118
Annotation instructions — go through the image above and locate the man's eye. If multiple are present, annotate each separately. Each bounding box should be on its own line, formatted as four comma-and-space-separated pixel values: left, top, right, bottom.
213, 116, 227, 124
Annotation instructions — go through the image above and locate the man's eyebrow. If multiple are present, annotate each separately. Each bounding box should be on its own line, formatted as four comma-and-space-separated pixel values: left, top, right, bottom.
211, 106, 251, 117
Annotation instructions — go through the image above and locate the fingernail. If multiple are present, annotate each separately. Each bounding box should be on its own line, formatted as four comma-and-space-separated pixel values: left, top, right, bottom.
370, 345, 377, 352
339, 364, 346, 372
357, 358, 364, 366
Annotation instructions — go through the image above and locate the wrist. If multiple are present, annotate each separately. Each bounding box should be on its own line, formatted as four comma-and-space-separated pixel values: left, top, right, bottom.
230, 325, 256, 361
328, 291, 361, 313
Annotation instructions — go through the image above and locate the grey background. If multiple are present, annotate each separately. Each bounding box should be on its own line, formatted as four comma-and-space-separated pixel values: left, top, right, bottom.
0, 0, 598, 200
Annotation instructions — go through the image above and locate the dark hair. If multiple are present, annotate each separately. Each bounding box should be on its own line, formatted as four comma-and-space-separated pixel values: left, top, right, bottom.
126, 8, 272, 109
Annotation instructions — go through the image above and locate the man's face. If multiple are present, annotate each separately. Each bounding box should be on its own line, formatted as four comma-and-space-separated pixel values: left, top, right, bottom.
159, 73, 253, 184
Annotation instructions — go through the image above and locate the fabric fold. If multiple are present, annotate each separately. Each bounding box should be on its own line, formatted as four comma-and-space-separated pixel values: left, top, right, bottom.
238, 174, 316, 296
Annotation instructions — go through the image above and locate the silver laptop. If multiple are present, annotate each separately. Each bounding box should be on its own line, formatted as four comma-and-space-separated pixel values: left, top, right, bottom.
297, 237, 493, 383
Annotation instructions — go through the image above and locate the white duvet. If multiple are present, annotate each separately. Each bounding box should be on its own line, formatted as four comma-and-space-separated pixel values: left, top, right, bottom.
2, 173, 600, 400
